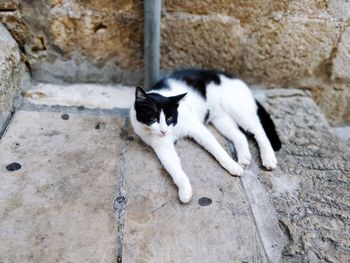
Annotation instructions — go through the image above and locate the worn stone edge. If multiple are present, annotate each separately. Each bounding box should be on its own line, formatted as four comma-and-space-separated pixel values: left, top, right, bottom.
19, 101, 130, 118
226, 141, 287, 262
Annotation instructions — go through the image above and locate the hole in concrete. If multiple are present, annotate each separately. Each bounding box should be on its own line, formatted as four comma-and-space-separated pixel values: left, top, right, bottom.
198, 197, 212, 206
116, 196, 126, 204
6, 162, 22, 172
61, 114, 69, 120
31, 36, 47, 52
113, 196, 127, 211
95, 121, 106, 130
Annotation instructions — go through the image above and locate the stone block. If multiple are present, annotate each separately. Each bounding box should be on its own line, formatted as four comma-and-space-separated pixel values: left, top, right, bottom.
1, 0, 144, 83
0, 111, 124, 262
0, 23, 24, 130
332, 27, 350, 81
122, 125, 267, 262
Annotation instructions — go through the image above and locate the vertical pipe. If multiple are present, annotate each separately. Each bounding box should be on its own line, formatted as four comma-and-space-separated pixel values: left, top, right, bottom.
144, 0, 161, 89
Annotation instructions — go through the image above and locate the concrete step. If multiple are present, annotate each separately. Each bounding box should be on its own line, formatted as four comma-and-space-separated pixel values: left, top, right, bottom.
0, 110, 124, 262
122, 125, 267, 262
0, 88, 349, 262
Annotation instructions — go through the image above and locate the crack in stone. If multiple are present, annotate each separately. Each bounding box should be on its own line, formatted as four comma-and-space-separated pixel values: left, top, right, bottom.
114, 117, 129, 263
0, 110, 15, 141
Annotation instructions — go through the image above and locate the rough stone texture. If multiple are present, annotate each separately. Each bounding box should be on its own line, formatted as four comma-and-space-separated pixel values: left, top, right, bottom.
0, 110, 122, 262
250, 89, 350, 262
332, 27, 350, 82
0, 0, 143, 83
332, 125, 350, 151
0, 23, 25, 131
0, 0, 18, 11
122, 125, 267, 262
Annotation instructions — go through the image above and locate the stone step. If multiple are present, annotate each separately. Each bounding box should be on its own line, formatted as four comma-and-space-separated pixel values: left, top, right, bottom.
250, 89, 350, 262
0, 110, 124, 262
0, 88, 349, 262
122, 125, 267, 263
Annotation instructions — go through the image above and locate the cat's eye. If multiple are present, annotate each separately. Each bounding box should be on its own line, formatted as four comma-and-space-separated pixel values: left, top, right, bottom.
167, 116, 173, 122
150, 117, 158, 122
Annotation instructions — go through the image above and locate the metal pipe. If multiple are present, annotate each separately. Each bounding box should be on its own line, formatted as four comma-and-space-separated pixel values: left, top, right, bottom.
144, 0, 161, 89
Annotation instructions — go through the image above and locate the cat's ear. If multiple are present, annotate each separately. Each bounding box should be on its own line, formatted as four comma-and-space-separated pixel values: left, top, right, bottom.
170, 93, 187, 104
135, 86, 147, 103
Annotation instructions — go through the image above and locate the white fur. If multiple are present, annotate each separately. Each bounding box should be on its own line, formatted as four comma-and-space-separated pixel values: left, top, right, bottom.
130, 75, 277, 203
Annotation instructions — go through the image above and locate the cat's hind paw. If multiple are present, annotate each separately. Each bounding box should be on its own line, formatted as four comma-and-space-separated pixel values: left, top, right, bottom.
179, 185, 193, 203
222, 159, 244, 177
261, 151, 277, 170
238, 151, 252, 167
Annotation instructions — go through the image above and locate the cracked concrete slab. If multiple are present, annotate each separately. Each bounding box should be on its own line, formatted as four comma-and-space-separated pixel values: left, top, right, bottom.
0, 110, 124, 263
122, 126, 267, 263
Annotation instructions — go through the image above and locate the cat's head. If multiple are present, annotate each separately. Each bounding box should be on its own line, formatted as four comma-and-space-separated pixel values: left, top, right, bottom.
134, 87, 187, 137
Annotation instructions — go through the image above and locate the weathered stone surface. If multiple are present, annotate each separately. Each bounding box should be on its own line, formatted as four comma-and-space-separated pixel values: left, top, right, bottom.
161, 11, 339, 86
314, 83, 350, 124
163, 0, 344, 85
248, 89, 350, 262
0, 23, 25, 130
122, 125, 267, 262
0, 0, 18, 11
161, 14, 245, 73
332, 125, 350, 151
332, 27, 350, 81
0, 111, 123, 262
1, 0, 143, 83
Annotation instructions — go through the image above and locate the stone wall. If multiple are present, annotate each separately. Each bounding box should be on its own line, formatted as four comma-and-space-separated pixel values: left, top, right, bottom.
0, 0, 144, 84
0, 23, 26, 130
0, 0, 349, 124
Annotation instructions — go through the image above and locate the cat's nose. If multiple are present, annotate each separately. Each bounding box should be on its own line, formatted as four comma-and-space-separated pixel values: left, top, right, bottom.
161, 130, 167, 135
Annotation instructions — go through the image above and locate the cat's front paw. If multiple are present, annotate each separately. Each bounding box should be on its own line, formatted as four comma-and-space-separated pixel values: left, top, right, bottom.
261, 150, 277, 170
178, 184, 193, 203
221, 158, 244, 177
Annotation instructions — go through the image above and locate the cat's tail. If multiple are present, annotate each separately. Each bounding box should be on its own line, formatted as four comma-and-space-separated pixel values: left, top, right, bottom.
256, 101, 282, 151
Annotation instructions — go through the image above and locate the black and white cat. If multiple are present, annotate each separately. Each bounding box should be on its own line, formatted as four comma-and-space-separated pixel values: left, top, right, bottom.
130, 69, 281, 203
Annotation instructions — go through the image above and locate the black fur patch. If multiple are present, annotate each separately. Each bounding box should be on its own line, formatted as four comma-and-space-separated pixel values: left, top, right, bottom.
134, 87, 186, 126
204, 110, 210, 123
150, 69, 235, 98
256, 101, 282, 151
